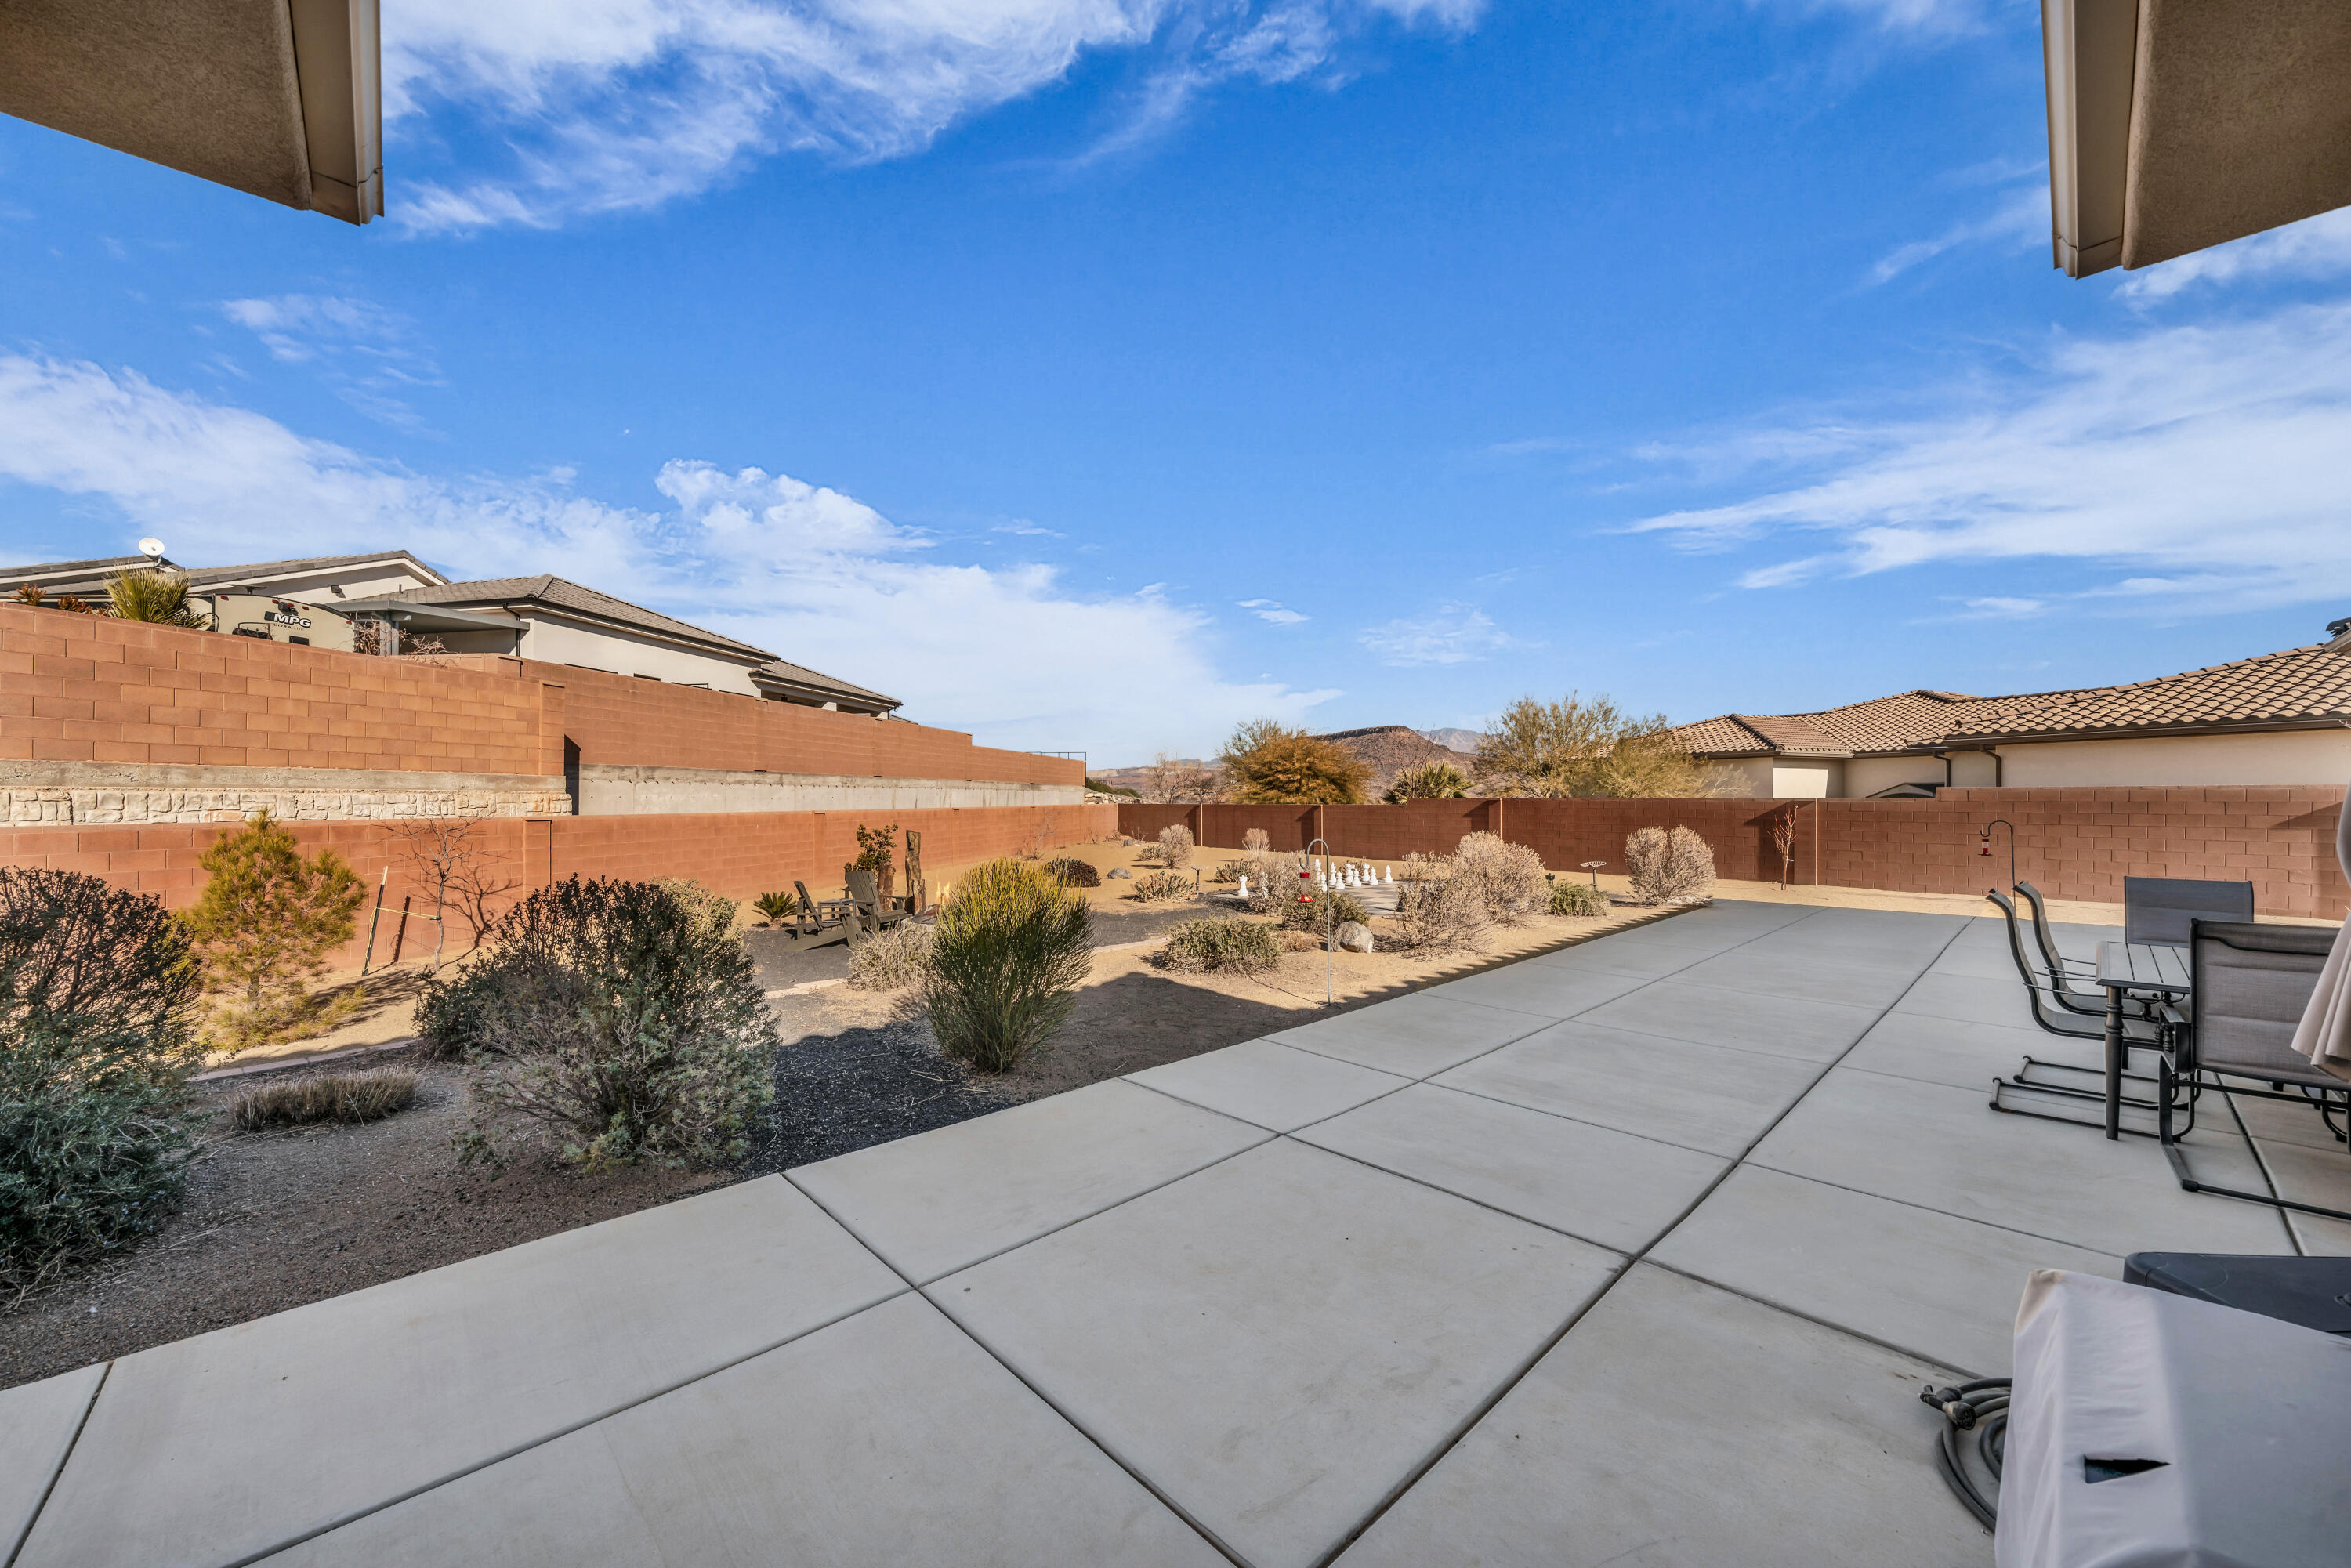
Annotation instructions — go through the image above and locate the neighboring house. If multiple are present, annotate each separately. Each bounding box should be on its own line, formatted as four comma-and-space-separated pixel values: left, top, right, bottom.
4, 549, 897, 715
1672, 625, 2351, 797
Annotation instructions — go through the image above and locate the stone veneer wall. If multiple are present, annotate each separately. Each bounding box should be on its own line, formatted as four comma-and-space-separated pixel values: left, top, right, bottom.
2, 765, 571, 825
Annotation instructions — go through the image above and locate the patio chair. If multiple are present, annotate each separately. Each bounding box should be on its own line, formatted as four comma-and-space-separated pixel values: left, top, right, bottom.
2156, 919, 2349, 1222
2124, 875, 2254, 947
2012, 881, 2096, 980
781, 879, 853, 951
1987, 891, 2175, 1123
844, 867, 911, 937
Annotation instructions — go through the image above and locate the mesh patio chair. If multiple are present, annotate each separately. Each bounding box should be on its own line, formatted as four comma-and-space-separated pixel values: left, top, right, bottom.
1987, 891, 2176, 1123
2013, 881, 2096, 980
2125, 876, 2255, 947
2156, 919, 2349, 1222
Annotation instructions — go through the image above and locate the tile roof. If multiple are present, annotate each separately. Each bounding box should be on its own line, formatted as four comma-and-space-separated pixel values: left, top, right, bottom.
751, 657, 900, 711
1665, 689, 2082, 758
5, 550, 442, 596
389, 576, 777, 663
1940, 642, 2351, 742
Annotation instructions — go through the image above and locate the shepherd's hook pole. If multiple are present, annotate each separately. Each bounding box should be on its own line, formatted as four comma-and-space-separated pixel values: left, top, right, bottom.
1307, 835, 1334, 1005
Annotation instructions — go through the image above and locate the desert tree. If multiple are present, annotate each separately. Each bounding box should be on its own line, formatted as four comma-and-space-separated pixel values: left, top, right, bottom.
178, 811, 367, 1052
388, 817, 522, 963
1143, 753, 1223, 803
1217, 720, 1371, 805
1476, 693, 1719, 798
1769, 806, 1801, 889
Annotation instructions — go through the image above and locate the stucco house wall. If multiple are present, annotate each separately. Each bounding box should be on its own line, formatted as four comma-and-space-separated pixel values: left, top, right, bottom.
1995, 729, 2351, 788
513, 614, 764, 695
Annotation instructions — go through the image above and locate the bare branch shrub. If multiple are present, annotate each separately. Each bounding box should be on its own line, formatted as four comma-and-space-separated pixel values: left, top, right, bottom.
1450, 832, 1547, 924
1770, 809, 1799, 889
388, 817, 523, 958
1147, 824, 1195, 867
1131, 870, 1194, 903
1386, 867, 1491, 954
1241, 828, 1272, 853
1626, 826, 1717, 905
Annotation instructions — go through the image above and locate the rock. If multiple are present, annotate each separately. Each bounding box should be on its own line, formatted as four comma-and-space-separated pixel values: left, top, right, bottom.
1106, 866, 1133, 879
1335, 920, 1374, 953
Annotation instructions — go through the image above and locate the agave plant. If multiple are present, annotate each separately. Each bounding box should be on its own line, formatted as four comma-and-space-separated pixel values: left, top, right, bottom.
103, 569, 208, 628
752, 889, 800, 925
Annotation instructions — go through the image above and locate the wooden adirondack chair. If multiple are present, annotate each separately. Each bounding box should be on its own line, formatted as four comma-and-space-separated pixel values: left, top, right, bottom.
845, 867, 911, 936
782, 879, 854, 950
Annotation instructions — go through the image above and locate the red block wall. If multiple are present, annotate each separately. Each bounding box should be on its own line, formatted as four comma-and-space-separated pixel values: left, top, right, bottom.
1120, 788, 2350, 918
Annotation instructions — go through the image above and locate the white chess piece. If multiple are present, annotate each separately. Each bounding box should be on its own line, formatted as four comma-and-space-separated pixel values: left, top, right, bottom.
1383, 867, 1393, 885
1237, 875, 1249, 900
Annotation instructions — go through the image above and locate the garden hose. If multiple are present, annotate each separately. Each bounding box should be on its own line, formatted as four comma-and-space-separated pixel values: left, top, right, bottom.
1920, 1378, 2010, 1530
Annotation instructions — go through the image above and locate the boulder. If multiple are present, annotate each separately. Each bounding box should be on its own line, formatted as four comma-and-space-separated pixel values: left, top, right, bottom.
1106, 866, 1134, 879
1335, 920, 1374, 954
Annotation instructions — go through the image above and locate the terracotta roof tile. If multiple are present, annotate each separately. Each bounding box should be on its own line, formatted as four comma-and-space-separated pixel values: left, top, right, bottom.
1942, 643, 2351, 741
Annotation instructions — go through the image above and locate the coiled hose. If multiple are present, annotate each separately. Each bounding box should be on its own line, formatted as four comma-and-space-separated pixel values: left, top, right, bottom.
1921, 1378, 2010, 1529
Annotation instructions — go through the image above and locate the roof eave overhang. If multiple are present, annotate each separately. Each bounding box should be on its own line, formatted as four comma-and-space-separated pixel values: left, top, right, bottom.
335, 599, 520, 633
753, 673, 900, 712
421, 597, 776, 666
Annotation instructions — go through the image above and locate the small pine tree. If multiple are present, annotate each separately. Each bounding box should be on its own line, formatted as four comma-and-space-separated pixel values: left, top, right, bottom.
179, 811, 367, 1052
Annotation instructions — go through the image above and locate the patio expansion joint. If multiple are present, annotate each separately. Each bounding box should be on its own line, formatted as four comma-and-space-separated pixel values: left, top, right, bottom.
228, 1287, 915, 1568
1310, 904, 1970, 1564
3, 1361, 107, 1568
1732, 1156, 2142, 1266
778, 1171, 1255, 1568
2215, 1087, 2309, 1256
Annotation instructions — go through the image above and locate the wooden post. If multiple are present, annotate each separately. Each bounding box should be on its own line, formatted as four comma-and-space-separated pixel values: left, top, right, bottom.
1812, 799, 1822, 886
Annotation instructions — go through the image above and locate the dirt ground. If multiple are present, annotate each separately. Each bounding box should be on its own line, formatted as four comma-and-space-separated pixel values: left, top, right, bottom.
1, 835, 1675, 1389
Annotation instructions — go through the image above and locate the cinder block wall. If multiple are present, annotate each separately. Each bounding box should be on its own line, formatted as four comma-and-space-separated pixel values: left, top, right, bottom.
3, 802, 1118, 968
1118, 788, 2351, 918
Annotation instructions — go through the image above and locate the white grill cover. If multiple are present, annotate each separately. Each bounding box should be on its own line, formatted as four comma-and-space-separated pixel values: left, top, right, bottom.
1997, 1269, 2351, 1568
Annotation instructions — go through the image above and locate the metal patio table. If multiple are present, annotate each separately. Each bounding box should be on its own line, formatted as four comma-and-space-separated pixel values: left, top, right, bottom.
2096, 940, 2191, 1140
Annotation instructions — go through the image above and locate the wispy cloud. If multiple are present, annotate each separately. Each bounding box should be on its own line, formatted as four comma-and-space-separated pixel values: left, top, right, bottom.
387, 0, 1483, 232
1357, 603, 1523, 664
2117, 207, 2351, 304
1238, 597, 1308, 625
1628, 299, 2351, 615
1748, 0, 2003, 38
1867, 183, 2045, 286
0, 353, 1334, 758
218, 295, 443, 430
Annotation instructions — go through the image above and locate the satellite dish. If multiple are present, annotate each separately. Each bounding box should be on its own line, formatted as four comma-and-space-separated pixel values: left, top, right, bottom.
138, 538, 165, 557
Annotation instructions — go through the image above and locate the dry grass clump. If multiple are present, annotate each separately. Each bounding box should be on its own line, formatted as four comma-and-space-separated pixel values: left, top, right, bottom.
1155, 918, 1283, 976
1626, 827, 1715, 906
231, 1069, 419, 1132
1279, 929, 1322, 952
847, 921, 935, 991
1130, 870, 1194, 903
1451, 832, 1547, 924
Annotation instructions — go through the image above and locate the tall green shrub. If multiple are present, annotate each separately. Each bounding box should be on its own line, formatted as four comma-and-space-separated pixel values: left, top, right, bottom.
924, 859, 1092, 1073
0, 867, 205, 1300
421, 876, 777, 1170
178, 811, 366, 1052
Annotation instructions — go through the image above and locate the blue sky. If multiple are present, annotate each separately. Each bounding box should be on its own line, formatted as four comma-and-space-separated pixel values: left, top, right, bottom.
5, 0, 2349, 763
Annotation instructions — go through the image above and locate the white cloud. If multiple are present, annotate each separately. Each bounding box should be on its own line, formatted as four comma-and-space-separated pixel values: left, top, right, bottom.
217, 295, 443, 430
1628, 299, 2351, 615
2117, 206, 2351, 303
386, 0, 1483, 231
1357, 603, 1522, 665
1867, 183, 2045, 285
1749, 0, 2000, 37
1237, 597, 1307, 625
0, 353, 1334, 758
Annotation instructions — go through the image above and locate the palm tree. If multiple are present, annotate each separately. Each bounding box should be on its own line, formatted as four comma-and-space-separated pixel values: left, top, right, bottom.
103, 569, 208, 628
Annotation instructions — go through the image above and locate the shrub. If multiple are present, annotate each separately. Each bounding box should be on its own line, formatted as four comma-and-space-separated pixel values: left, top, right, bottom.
1281, 882, 1371, 933
753, 890, 800, 925
1218, 720, 1371, 804
1130, 869, 1194, 903
1626, 827, 1716, 905
1550, 880, 1609, 917
178, 811, 368, 1054
1383, 762, 1471, 803
1155, 918, 1283, 976
1452, 832, 1548, 924
1241, 828, 1272, 853
1387, 864, 1491, 954
1136, 824, 1194, 868
1044, 857, 1101, 888
231, 1069, 419, 1131
423, 876, 777, 1170
847, 921, 934, 991
0, 867, 206, 1301
924, 859, 1092, 1074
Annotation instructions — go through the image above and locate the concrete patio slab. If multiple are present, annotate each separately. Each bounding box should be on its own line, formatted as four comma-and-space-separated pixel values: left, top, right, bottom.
1893, 971, 2040, 1028
16, 1177, 904, 1568
1574, 980, 1885, 1064
269, 1291, 1225, 1568
1665, 900, 1819, 931
1418, 960, 1652, 1021
1841, 1012, 2082, 1094
1749, 1068, 2295, 1258
931, 1138, 1623, 1568
1128, 1038, 1412, 1134
1295, 1081, 1731, 1253
2229, 1086, 2349, 1153
2231, 1122, 2351, 1254
1521, 938, 1714, 980
0, 1364, 102, 1563
1335, 1264, 1990, 1568
791, 1079, 1270, 1283
1266, 992, 1551, 1079
1650, 1164, 2122, 1375
1738, 907, 1962, 954
1435, 1020, 1823, 1157
1670, 948, 1925, 1008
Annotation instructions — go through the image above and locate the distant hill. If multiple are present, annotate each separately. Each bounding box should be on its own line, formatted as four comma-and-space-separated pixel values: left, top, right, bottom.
1418, 727, 1483, 755
1314, 726, 1469, 793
